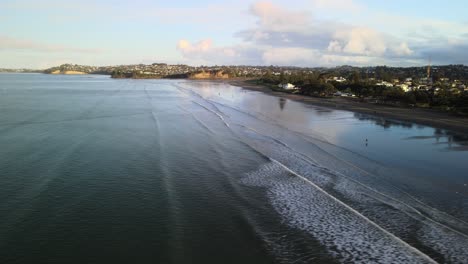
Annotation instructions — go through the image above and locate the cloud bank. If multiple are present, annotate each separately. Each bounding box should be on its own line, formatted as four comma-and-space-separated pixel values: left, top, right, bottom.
177, 1, 468, 67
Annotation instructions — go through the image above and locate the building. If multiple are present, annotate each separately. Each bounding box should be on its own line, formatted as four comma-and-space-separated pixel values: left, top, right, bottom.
279, 83, 297, 90
396, 84, 410, 92
332, 76, 347, 83
376, 81, 394, 87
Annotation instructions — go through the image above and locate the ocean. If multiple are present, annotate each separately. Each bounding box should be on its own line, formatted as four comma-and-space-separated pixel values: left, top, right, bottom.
0, 73, 467, 263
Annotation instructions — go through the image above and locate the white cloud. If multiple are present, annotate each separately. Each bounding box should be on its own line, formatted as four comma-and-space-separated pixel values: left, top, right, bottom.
391, 42, 413, 56
176, 39, 262, 65
249, 1, 311, 32
235, 1, 415, 65
311, 0, 363, 12
177, 39, 242, 61
262, 47, 320, 65
332, 27, 387, 56
175, 1, 466, 66
177, 39, 213, 55
327, 40, 342, 52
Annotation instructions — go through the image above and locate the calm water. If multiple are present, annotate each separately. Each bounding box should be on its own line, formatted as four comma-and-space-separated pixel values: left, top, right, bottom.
0, 73, 467, 263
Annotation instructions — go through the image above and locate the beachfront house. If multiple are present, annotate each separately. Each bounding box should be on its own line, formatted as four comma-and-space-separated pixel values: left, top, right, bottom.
279, 83, 297, 90
376, 81, 394, 87
332, 76, 347, 83
396, 83, 410, 92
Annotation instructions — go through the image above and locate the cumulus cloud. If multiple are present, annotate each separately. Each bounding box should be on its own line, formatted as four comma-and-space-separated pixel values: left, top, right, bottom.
176, 1, 468, 66
262, 47, 321, 65
327, 40, 342, 53
331, 27, 387, 56
235, 1, 334, 49
177, 39, 213, 55
176, 39, 262, 65
391, 42, 413, 56
311, 0, 363, 12
249, 1, 311, 32
176, 39, 239, 61
0, 35, 101, 53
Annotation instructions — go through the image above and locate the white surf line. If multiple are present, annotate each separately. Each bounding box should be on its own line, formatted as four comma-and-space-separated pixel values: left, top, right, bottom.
190, 113, 215, 135
179, 106, 215, 135
298, 135, 468, 238
289, 141, 468, 236
362, 190, 468, 247
191, 100, 230, 128
286, 134, 468, 238
269, 158, 438, 264
238, 124, 292, 149
239, 110, 468, 236
389, 184, 468, 227
173, 83, 227, 115
208, 99, 280, 126
240, 125, 398, 204
238, 123, 424, 218
180, 82, 467, 234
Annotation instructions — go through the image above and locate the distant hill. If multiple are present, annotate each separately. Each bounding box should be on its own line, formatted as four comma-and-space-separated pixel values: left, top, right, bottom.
39, 63, 468, 82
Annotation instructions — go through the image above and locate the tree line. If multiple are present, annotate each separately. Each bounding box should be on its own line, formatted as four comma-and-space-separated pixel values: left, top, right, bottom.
258, 70, 468, 114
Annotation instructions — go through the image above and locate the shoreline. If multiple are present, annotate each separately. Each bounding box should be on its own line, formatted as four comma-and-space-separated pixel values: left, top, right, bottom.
227, 80, 468, 135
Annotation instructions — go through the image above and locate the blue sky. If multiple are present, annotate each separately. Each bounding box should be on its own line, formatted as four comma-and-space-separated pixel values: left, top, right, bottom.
1, 0, 468, 68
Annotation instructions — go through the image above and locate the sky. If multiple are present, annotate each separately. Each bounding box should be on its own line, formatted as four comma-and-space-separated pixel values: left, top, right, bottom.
1, 0, 468, 68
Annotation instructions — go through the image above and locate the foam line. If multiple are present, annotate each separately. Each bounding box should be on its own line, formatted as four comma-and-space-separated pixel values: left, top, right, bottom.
298, 133, 468, 235
191, 100, 230, 128
209, 99, 279, 125
237, 124, 291, 149
269, 158, 438, 264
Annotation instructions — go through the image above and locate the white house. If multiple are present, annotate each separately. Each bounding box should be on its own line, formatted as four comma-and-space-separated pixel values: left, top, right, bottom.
332, 76, 347, 83
376, 81, 394, 87
279, 83, 297, 90
396, 84, 410, 92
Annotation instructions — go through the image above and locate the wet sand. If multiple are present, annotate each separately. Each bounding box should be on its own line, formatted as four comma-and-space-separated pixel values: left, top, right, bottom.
228, 80, 468, 135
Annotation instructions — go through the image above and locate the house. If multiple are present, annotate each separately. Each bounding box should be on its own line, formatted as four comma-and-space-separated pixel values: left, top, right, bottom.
332, 76, 347, 83
396, 84, 410, 92
376, 81, 394, 87
279, 83, 297, 90
420, 77, 433, 85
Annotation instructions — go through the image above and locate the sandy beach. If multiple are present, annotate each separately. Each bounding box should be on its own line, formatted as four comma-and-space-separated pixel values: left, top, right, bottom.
228, 80, 468, 134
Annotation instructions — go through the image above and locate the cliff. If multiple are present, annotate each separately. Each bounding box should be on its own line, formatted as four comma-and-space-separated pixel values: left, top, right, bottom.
50, 70, 87, 75
189, 70, 229, 79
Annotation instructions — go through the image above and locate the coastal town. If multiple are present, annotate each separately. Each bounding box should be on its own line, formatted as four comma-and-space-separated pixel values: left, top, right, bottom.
39, 63, 468, 91
2, 63, 468, 114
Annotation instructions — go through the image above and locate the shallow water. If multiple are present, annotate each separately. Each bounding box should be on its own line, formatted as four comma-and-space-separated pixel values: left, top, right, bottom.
0, 74, 467, 263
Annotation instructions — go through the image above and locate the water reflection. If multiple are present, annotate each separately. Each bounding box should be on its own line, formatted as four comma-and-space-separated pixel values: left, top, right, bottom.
351, 113, 468, 151
354, 113, 414, 129
402, 126, 468, 151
